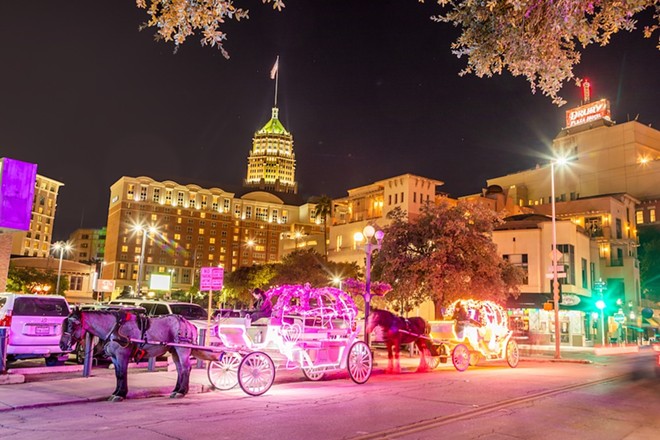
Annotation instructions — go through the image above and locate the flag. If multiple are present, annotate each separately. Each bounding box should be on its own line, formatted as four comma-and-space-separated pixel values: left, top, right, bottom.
270, 56, 279, 80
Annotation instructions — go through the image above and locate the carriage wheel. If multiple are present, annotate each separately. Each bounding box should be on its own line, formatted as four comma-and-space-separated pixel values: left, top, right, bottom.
238, 352, 275, 396
506, 339, 520, 368
428, 356, 442, 370
302, 366, 326, 381
207, 352, 241, 390
469, 352, 481, 367
347, 341, 372, 384
452, 344, 470, 372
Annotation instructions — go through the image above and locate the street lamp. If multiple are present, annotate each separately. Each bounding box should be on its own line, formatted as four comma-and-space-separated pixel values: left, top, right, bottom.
332, 276, 343, 291
594, 278, 607, 346
134, 225, 157, 296
52, 241, 72, 295
550, 156, 568, 359
354, 225, 384, 345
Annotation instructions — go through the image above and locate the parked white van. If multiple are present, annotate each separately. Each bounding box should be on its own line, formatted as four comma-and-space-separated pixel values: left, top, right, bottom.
0, 293, 71, 366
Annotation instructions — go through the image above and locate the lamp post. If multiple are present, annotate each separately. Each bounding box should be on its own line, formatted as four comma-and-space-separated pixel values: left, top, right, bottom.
550, 157, 568, 359
595, 278, 607, 345
134, 225, 157, 296
52, 241, 72, 295
354, 225, 384, 345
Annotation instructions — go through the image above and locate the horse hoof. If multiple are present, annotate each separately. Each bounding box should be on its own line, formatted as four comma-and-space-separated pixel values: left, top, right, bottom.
108, 395, 124, 402
170, 392, 185, 399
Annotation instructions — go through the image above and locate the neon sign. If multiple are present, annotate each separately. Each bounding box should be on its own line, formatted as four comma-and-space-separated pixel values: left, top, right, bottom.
565, 99, 610, 128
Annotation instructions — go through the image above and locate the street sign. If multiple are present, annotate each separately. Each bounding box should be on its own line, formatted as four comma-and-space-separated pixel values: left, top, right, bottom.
200, 266, 224, 291
547, 265, 565, 273
613, 311, 625, 324
96, 279, 116, 292
549, 249, 563, 261
545, 272, 567, 279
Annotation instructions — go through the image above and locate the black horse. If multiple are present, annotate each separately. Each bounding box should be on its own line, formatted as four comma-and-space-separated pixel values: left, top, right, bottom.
366, 309, 431, 373
60, 309, 218, 401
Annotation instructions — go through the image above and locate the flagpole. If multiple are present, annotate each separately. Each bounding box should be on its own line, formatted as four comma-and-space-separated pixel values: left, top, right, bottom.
274, 56, 279, 107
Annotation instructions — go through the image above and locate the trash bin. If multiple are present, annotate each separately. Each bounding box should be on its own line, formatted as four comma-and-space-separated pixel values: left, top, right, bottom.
0, 327, 9, 374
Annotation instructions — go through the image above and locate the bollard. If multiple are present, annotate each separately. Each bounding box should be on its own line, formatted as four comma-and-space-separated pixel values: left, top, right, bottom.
196, 328, 206, 369
0, 327, 9, 374
82, 332, 93, 377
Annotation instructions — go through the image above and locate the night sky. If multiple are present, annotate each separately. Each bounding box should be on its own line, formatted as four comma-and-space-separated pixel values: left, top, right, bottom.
1, 1, 658, 241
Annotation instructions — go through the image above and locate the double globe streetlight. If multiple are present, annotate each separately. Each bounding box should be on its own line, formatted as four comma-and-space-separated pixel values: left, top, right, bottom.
354, 225, 384, 345
52, 241, 73, 295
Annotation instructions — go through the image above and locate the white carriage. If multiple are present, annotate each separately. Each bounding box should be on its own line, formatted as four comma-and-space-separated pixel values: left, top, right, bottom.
206, 284, 373, 396
426, 299, 520, 371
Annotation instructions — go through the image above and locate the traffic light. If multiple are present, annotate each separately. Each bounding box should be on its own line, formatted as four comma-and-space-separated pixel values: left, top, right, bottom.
551, 279, 563, 304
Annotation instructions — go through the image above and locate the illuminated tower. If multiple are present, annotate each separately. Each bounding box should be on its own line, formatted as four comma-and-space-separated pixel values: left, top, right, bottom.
244, 107, 298, 194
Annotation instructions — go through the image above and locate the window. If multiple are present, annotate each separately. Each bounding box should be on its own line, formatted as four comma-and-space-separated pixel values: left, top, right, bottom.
177, 192, 185, 207
234, 204, 241, 218
557, 244, 575, 285
127, 184, 135, 198
166, 190, 172, 205
245, 206, 252, 219
413, 192, 417, 203
153, 188, 160, 203
272, 209, 278, 223
581, 258, 587, 288
140, 186, 148, 201
503, 254, 528, 284
401, 192, 404, 203
651, 208, 657, 223
189, 194, 196, 208
615, 218, 622, 239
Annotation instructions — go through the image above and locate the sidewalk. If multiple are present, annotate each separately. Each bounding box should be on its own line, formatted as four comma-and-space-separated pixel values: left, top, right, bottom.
0, 348, 600, 412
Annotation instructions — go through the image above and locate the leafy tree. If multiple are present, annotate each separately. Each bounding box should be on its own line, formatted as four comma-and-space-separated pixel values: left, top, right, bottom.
312, 195, 333, 261
270, 248, 359, 287
222, 264, 277, 308
428, 0, 658, 105
374, 201, 523, 318
136, 1, 658, 104
638, 228, 660, 302
6, 266, 68, 295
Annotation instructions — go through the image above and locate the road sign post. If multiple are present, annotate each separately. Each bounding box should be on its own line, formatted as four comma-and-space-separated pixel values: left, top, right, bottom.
200, 266, 224, 346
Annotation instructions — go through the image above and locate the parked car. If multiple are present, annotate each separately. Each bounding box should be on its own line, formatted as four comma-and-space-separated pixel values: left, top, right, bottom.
0, 292, 71, 366
106, 299, 220, 345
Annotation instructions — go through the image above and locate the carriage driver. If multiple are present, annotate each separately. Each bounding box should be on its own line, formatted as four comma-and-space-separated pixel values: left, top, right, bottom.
249, 288, 272, 323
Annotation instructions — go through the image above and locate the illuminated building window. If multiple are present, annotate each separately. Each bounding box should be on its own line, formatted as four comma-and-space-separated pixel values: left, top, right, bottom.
127, 184, 135, 198
121, 245, 128, 252
245, 206, 252, 219
201, 195, 207, 209
336, 235, 343, 251
636, 210, 643, 224
234, 205, 241, 218
210, 238, 216, 244
199, 228, 205, 234
153, 188, 160, 203
140, 186, 148, 201
224, 199, 230, 211
177, 192, 184, 207
174, 234, 181, 240
151, 214, 157, 221
189, 195, 196, 208
650, 208, 657, 223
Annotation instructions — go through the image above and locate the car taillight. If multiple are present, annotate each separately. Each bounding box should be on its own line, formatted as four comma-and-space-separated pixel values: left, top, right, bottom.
0, 312, 11, 327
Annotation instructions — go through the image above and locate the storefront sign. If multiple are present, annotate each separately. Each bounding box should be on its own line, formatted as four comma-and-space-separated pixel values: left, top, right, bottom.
565, 99, 611, 128
560, 293, 581, 306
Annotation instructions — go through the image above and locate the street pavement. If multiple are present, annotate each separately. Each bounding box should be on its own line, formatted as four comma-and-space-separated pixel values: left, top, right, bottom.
0, 344, 635, 413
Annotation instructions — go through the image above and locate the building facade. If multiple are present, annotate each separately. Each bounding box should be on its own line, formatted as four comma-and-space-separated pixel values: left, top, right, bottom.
101, 176, 322, 296
68, 227, 106, 264
10, 174, 64, 257
244, 107, 298, 194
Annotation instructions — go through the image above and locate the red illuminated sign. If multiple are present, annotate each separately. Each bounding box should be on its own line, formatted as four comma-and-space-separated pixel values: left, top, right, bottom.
565, 99, 610, 128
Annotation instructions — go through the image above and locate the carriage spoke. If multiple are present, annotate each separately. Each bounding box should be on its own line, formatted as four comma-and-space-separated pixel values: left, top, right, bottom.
238, 352, 275, 396
347, 341, 372, 384
207, 352, 241, 390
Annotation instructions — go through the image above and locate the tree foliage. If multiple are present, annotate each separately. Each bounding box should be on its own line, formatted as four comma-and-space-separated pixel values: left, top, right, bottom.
312, 194, 333, 261
374, 201, 523, 317
6, 266, 67, 295
136, 1, 658, 105
428, 0, 658, 105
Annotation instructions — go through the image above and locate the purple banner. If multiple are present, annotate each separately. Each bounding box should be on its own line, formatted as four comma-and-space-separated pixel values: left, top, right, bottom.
0, 157, 37, 231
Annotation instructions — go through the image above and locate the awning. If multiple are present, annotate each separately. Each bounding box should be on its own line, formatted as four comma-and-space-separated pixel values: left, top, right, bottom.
506, 293, 550, 309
